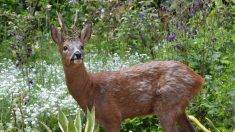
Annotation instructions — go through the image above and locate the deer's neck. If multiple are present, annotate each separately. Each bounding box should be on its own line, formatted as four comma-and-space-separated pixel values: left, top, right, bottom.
63, 63, 95, 111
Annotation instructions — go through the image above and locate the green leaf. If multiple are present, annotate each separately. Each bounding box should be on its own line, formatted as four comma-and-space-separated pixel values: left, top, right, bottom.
68, 119, 78, 132
58, 110, 69, 132
188, 115, 211, 132
74, 111, 82, 132
205, 117, 220, 132
39, 121, 53, 132
31, 128, 41, 132
94, 124, 100, 132
220, 60, 231, 65
85, 107, 96, 132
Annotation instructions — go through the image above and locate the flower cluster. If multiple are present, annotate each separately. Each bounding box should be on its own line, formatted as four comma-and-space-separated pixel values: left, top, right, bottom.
0, 59, 78, 130
69, 0, 77, 4
167, 23, 199, 42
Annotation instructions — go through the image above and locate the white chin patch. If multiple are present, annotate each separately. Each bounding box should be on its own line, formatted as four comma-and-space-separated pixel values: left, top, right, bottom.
73, 59, 82, 64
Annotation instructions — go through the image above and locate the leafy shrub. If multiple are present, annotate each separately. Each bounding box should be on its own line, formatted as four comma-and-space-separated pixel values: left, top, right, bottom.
0, 0, 234, 131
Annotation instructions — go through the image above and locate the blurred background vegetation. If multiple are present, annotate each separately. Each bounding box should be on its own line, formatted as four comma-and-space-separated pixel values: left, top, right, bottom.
0, 0, 234, 131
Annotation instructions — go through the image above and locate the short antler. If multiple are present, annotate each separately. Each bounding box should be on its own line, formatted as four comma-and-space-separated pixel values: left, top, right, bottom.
72, 10, 80, 38
56, 11, 68, 39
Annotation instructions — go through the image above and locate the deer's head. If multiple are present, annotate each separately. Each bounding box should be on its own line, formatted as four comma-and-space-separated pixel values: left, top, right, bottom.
51, 12, 92, 67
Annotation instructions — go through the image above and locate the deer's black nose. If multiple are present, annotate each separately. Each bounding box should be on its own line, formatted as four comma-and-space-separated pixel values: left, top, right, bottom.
73, 51, 81, 59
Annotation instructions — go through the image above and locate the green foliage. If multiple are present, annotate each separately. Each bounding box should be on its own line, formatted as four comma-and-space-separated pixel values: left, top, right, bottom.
85, 107, 96, 132
58, 110, 69, 132
39, 122, 52, 132
121, 116, 161, 132
205, 117, 220, 132
0, 0, 234, 131
41, 108, 96, 132
74, 112, 82, 132
188, 115, 210, 132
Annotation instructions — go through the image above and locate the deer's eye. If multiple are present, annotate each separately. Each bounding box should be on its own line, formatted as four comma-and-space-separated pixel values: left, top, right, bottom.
63, 46, 68, 51
81, 45, 84, 50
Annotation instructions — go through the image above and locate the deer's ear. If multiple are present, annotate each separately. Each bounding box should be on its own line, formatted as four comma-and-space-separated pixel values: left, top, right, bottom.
51, 25, 63, 46
80, 23, 92, 44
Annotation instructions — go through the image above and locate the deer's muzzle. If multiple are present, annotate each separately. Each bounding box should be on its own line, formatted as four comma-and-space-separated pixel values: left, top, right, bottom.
72, 51, 82, 60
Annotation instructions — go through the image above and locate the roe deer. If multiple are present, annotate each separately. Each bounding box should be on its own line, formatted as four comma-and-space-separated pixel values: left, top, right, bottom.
51, 13, 204, 132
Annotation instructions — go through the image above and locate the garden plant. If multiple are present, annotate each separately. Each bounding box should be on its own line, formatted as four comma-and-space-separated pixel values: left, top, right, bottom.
0, 0, 234, 131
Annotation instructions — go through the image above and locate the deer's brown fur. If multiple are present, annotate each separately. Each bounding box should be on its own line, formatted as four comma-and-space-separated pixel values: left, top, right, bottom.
51, 14, 204, 132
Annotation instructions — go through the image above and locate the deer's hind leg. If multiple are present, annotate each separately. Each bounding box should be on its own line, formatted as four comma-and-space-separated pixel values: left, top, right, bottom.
154, 99, 181, 132
158, 112, 179, 132
102, 123, 120, 132
177, 112, 195, 132
153, 85, 185, 132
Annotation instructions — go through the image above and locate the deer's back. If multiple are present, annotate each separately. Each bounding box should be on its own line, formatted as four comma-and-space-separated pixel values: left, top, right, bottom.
91, 61, 204, 118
